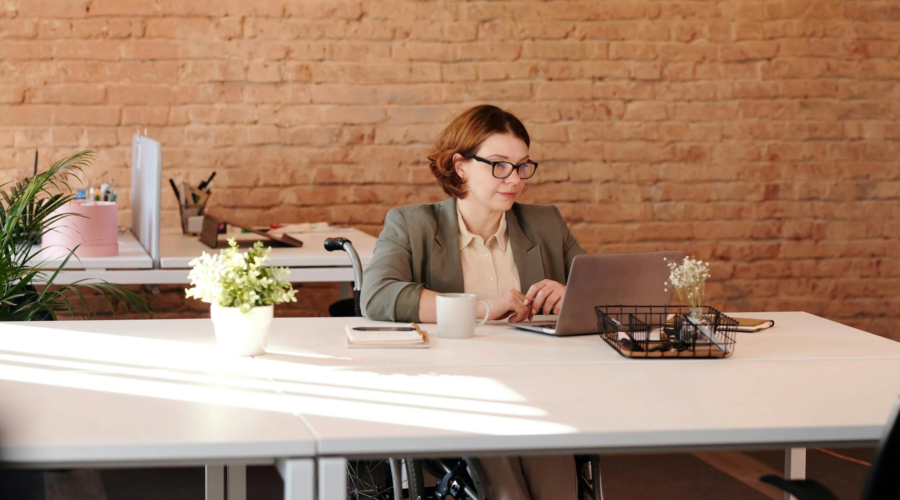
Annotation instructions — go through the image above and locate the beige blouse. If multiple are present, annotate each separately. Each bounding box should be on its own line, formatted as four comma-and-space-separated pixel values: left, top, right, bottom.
457, 206, 521, 301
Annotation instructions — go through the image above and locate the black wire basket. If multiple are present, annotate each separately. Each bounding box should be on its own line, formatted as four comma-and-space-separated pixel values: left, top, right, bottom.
595, 305, 738, 359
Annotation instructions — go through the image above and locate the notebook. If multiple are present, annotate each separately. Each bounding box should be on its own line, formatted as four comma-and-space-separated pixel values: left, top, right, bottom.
730, 317, 775, 333
346, 324, 430, 349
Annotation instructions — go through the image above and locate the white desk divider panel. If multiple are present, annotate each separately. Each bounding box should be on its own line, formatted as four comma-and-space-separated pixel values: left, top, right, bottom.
131, 133, 161, 268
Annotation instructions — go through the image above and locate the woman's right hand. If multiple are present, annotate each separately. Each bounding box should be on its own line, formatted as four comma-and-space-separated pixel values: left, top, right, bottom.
482, 288, 532, 323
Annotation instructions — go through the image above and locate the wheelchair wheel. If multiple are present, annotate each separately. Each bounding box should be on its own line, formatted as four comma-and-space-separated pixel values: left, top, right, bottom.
404, 458, 427, 500
347, 459, 394, 500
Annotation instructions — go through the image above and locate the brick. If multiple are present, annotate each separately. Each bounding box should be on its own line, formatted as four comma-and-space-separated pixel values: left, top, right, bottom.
311, 63, 442, 83
391, 42, 453, 62
517, 22, 574, 39
0, 18, 37, 38
247, 62, 282, 83
18, 0, 89, 17
54, 106, 120, 125
534, 81, 590, 101
0, 40, 54, 59
121, 106, 169, 125
522, 40, 585, 60
0, 84, 24, 103
145, 18, 214, 39
623, 101, 667, 121
331, 41, 391, 61
29, 84, 106, 104
673, 102, 739, 122
88, 0, 158, 17
592, 81, 654, 100
320, 106, 385, 125
376, 84, 442, 104
119, 41, 180, 60
658, 43, 717, 62
0, 105, 54, 125
108, 84, 174, 105
719, 41, 779, 61
610, 41, 658, 60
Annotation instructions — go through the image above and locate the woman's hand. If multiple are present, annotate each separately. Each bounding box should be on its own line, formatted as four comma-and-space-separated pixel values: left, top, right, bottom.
482, 288, 532, 323
524, 280, 566, 315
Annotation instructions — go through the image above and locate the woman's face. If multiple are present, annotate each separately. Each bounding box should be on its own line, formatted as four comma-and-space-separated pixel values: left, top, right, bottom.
454, 133, 530, 212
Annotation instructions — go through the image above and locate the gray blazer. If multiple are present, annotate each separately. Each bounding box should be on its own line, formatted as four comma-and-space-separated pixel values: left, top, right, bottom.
361, 197, 587, 322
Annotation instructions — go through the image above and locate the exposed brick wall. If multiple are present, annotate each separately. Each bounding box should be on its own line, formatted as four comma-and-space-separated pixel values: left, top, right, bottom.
2, 1, 898, 338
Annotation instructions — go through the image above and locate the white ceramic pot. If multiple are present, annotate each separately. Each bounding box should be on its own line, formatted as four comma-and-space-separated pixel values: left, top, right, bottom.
210, 304, 273, 356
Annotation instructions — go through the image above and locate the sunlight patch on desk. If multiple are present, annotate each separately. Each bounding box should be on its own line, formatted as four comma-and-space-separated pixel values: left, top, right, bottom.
0, 325, 525, 402
0, 363, 574, 436
262, 347, 352, 360
0, 352, 543, 417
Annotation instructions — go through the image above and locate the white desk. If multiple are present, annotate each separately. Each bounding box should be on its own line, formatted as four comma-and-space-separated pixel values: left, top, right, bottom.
32, 232, 154, 285
35, 228, 376, 287
0, 322, 317, 500
5, 313, 899, 500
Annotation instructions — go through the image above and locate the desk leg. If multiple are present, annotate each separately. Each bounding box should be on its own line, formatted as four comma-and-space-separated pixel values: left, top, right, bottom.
227, 465, 246, 500
276, 458, 315, 500
784, 448, 807, 500
206, 465, 225, 500
318, 458, 347, 500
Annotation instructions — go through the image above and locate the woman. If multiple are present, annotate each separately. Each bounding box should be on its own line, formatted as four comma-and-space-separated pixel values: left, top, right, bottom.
362, 105, 585, 500
363, 104, 586, 324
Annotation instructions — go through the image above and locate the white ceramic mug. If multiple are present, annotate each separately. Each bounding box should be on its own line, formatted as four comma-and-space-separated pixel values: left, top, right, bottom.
436, 293, 491, 339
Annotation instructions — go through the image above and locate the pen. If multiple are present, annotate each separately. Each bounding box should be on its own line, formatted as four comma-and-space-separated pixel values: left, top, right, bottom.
198, 171, 216, 190
169, 179, 180, 204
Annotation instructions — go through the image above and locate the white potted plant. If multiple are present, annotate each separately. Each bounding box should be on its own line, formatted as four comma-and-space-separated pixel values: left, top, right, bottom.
186, 239, 296, 356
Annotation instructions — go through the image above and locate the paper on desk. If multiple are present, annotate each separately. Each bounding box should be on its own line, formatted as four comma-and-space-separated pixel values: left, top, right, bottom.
617, 329, 661, 342
269, 222, 329, 236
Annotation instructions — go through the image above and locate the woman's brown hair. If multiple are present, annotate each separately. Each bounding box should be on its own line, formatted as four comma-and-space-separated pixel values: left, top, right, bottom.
428, 105, 530, 198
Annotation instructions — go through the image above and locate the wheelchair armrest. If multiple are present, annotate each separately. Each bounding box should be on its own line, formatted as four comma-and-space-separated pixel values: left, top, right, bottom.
760, 475, 841, 500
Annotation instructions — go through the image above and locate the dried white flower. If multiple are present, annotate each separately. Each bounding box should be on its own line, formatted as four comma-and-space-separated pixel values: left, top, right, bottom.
665, 256, 710, 311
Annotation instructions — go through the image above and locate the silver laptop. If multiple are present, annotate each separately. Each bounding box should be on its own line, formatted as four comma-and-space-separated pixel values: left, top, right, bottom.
513, 250, 685, 336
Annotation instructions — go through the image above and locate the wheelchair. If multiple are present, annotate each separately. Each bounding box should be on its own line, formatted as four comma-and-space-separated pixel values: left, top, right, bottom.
326, 238, 603, 500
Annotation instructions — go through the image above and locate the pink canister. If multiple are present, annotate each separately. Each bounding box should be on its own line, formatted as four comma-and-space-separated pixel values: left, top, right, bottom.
42, 201, 119, 258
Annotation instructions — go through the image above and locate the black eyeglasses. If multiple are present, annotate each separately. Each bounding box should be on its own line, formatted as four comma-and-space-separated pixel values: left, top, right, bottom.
464, 155, 539, 180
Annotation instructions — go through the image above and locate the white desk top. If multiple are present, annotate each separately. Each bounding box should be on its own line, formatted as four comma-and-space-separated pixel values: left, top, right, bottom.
159, 229, 376, 269
0, 322, 316, 466
31, 312, 900, 369
6, 312, 899, 464
298, 358, 900, 457
32, 231, 153, 270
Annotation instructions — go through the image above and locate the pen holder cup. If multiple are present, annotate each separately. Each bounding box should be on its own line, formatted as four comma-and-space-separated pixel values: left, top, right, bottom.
179, 206, 201, 235
595, 305, 738, 359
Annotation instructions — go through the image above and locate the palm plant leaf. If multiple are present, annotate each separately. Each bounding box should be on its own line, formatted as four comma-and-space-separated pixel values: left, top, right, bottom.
0, 151, 152, 321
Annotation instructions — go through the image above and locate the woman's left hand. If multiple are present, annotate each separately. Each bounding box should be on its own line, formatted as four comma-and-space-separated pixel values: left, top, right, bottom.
524, 279, 566, 316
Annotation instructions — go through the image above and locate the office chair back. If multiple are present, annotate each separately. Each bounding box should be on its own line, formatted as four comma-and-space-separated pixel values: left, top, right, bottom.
861, 397, 900, 500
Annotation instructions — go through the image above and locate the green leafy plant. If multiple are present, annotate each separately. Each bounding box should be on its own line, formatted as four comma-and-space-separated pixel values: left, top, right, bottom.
186, 239, 297, 313
0, 151, 151, 321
